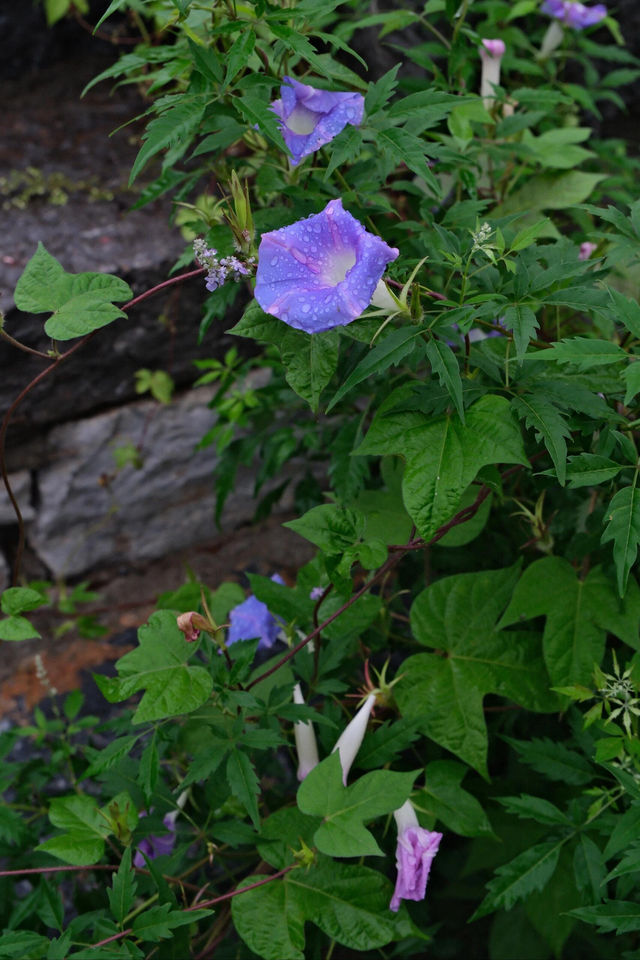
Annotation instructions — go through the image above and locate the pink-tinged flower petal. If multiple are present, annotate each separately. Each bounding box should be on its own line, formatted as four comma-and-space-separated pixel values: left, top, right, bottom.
271, 76, 364, 166
176, 611, 204, 642
389, 801, 442, 912
579, 241, 598, 260
481, 38, 506, 58
227, 574, 285, 650
255, 199, 399, 334
541, 0, 607, 28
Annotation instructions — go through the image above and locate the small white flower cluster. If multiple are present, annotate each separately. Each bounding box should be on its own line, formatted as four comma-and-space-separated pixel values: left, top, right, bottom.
471, 222, 493, 253
193, 238, 256, 292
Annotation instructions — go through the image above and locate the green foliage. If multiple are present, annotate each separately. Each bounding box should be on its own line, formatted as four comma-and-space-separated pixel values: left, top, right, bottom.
5, 0, 640, 956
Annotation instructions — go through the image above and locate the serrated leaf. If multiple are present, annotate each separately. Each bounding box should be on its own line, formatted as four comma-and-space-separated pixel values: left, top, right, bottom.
356, 394, 527, 542
139, 733, 159, 804
130, 101, 206, 184
108, 847, 137, 925
226, 750, 260, 827
131, 904, 212, 941
426, 338, 465, 421
504, 736, 594, 786
396, 566, 555, 776
327, 326, 422, 413
603, 804, 640, 860
512, 392, 570, 486
574, 835, 605, 901
503, 304, 539, 358
542, 337, 627, 368
498, 794, 570, 826
563, 453, 622, 488
37, 794, 112, 865
472, 840, 563, 919
377, 126, 439, 196
279, 328, 339, 412
0, 932, 49, 959
601, 483, 640, 596
500, 558, 636, 685
223, 30, 256, 88
603, 841, 640, 882
95, 610, 213, 722
623, 363, 640, 406
418, 760, 494, 837
493, 171, 606, 216
569, 901, 640, 934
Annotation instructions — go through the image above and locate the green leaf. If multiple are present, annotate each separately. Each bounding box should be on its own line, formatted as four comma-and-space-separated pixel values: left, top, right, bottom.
377, 126, 440, 196
44, 295, 126, 340
130, 100, 205, 184
541, 337, 627, 368
0, 932, 49, 959
503, 304, 539, 359
365, 64, 400, 115
297, 752, 416, 857
285, 504, 360, 555
258, 807, 320, 869
418, 760, 494, 837
603, 804, 640, 860
108, 847, 137, 925
601, 482, 640, 596
94, 610, 213, 723
139, 733, 159, 805
232, 872, 306, 960
396, 566, 555, 776
226, 750, 261, 827
436, 484, 492, 547
326, 326, 422, 413
0, 614, 41, 641
131, 904, 212, 941
498, 794, 570, 826
36, 794, 112, 865
1, 587, 47, 615
500, 558, 635, 685
569, 901, 640, 934
356, 394, 527, 542
223, 30, 256, 88
563, 453, 622, 488
512, 393, 570, 486
472, 840, 564, 920
493, 171, 607, 216
574, 835, 605, 902
13, 243, 66, 312
425, 338, 465, 421
279, 328, 339, 412
504, 736, 594, 786
603, 841, 640, 882
623, 363, 640, 406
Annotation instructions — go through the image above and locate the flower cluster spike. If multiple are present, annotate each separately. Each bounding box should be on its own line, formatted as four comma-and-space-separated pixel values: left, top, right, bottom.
270, 77, 364, 166
254, 199, 398, 333
193, 239, 255, 292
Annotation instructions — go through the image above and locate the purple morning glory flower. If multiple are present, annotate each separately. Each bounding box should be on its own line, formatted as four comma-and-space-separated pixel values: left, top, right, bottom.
270, 77, 364, 166
254, 199, 399, 334
541, 0, 607, 28
389, 801, 442, 912
227, 574, 285, 649
133, 810, 178, 868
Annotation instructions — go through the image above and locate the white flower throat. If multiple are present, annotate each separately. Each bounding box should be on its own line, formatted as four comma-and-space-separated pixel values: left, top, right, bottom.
324, 248, 357, 285
286, 105, 321, 135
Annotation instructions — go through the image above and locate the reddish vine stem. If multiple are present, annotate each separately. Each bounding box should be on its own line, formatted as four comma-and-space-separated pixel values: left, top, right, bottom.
90, 865, 295, 950
0, 862, 202, 891
249, 463, 528, 691
0, 267, 205, 586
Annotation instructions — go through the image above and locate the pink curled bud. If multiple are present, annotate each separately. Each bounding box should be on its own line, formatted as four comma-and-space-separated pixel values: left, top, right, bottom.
177, 611, 208, 642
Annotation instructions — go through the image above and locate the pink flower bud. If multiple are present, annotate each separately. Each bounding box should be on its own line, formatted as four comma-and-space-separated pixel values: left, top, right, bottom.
176, 611, 207, 642
579, 241, 598, 260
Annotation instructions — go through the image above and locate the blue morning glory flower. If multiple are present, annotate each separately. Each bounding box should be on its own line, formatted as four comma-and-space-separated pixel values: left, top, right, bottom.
227, 574, 285, 650
254, 199, 399, 334
541, 0, 607, 28
270, 77, 364, 166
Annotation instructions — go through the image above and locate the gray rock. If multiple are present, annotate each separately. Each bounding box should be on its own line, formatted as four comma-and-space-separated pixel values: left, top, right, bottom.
0, 551, 8, 592
0, 470, 34, 524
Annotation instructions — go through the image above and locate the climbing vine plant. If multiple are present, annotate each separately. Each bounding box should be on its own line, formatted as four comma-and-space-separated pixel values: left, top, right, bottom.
2, 0, 640, 957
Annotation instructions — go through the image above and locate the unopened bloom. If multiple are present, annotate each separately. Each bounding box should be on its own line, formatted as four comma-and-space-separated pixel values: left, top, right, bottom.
176, 611, 209, 642
270, 77, 364, 166
479, 39, 505, 109
254, 199, 399, 334
292, 683, 320, 780
134, 810, 179, 868
579, 241, 598, 260
227, 574, 285, 649
389, 800, 442, 912
541, 0, 607, 28
194, 238, 255, 292
331, 692, 376, 785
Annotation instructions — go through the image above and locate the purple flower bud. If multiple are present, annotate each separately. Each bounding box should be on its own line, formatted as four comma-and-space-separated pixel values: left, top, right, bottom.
579, 241, 598, 260
227, 574, 285, 650
254, 199, 399, 334
481, 38, 506, 58
270, 76, 365, 166
541, 0, 607, 28
331, 693, 376, 785
389, 800, 442, 912
133, 810, 179, 868
309, 586, 324, 601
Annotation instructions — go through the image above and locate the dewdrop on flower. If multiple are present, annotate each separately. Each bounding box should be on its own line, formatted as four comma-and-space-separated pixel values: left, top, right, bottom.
270, 77, 364, 166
